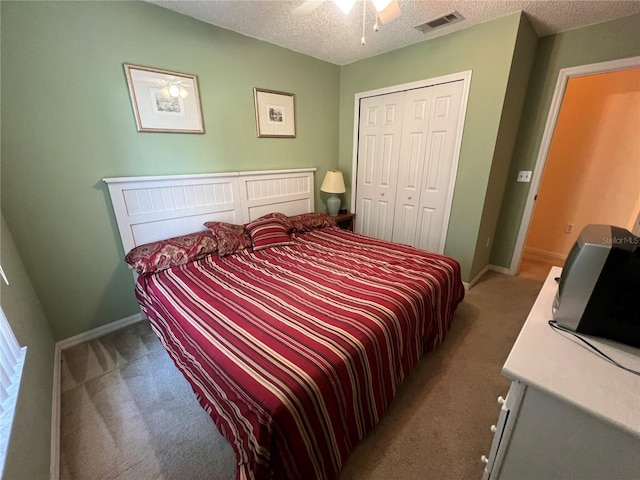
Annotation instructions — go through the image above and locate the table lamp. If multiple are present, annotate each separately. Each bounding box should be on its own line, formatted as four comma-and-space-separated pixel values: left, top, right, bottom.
320, 170, 346, 216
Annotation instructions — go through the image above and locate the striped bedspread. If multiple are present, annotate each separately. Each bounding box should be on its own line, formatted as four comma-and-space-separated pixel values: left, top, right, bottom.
135, 227, 464, 480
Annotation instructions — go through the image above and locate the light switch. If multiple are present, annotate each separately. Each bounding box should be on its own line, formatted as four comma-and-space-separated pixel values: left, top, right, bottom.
517, 171, 532, 182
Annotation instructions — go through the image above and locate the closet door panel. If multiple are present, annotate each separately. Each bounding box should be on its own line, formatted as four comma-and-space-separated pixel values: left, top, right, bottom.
357, 189, 394, 240
415, 207, 436, 251
416, 81, 465, 252
393, 87, 432, 244
393, 203, 418, 245
355, 92, 404, 240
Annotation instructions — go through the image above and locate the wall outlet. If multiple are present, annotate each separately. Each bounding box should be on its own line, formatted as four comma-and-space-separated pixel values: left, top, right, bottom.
517, 170, 532, 182
565, 224, 574, 233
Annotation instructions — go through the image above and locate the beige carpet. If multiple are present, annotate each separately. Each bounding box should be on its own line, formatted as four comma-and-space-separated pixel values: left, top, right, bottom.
60, 271, 543, 480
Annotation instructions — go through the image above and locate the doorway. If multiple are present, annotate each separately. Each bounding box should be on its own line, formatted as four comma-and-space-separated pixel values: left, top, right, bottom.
511, 57, 640, 280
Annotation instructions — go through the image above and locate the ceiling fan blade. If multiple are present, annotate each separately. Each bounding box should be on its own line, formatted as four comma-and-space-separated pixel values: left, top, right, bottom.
292, 0, 325, 16
378, 0, 401, 24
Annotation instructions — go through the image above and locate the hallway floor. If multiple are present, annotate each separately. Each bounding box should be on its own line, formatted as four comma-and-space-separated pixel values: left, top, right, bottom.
518, 249, 564, 283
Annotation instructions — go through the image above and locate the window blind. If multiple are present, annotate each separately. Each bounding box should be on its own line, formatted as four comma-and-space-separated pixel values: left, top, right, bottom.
0, 307, 27, 476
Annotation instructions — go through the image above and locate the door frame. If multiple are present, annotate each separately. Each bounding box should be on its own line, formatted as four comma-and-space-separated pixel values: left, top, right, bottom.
633, 208, 640, 236
350, 70, 472, 253
508, 56, 640, 274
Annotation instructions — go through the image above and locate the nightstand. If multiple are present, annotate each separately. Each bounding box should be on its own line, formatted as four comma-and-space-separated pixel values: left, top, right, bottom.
333, 212, 355, 231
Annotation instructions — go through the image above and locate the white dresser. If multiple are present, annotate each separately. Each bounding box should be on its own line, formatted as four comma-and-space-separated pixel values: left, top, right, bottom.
482, 267, 640, 479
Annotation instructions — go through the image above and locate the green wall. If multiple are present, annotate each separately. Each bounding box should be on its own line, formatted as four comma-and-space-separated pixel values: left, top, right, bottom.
338, 13, 526, 281
0, 215, 55, 480
469, 14, 538, 279
491, 13, 640, 268
1, 1, 340, 339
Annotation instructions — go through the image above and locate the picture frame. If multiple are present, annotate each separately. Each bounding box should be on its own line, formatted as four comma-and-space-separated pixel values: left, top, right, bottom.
123, 63, 204, 133
253, 88, 296, 138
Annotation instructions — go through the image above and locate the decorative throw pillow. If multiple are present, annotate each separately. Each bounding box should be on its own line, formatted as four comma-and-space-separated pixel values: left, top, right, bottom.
124, 231, 218, 275
245, 217, 294, 251
204, 221, 252, 256
256, 212, 293, 233
289, 213, 337, 232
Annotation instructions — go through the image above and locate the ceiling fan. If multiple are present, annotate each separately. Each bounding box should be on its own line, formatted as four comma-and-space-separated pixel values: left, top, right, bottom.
293, 0, 402, 24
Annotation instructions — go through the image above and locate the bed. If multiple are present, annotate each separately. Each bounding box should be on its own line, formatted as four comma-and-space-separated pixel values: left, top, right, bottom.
104, 169, 464, 480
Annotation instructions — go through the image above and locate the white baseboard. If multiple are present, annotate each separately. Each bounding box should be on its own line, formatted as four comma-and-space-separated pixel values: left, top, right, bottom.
488, 264, 511, 275
56, 312, 144, 351
50, 345, 61, 480
464, 265, 490, 290
463, 264, 514, 290
50, 312, 145, 480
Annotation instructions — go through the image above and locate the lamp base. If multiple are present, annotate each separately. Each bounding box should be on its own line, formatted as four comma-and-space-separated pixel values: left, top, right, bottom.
326, 195, 341, 217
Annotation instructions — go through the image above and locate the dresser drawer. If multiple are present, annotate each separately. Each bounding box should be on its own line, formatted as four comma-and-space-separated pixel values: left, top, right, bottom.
481, 380, 526, 479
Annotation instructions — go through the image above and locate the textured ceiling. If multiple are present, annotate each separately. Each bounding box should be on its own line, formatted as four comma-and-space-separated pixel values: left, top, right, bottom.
148, 0, 640, 65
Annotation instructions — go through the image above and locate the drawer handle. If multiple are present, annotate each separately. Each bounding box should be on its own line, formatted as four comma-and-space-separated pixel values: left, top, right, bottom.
381, 192, 385, 196
481, 455, 489, 464
497, 396, 505, 405
408, 195, 412, 200
490, 425, 497, 433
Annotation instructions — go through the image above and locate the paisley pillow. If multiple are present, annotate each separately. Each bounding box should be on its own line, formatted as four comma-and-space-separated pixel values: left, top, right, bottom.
125, 231, 217, 275
289, 213, 337, 232
204, 221, 252, 256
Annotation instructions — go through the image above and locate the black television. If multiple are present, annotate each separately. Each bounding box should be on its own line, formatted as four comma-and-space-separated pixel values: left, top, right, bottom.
552, 224, 640, 348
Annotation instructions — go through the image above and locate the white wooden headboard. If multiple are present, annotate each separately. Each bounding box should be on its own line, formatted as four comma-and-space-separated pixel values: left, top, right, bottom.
104, 168, 316, 255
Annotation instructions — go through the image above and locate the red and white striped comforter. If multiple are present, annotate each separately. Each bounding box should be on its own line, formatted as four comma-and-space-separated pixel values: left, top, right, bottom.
135, 227, 464, 480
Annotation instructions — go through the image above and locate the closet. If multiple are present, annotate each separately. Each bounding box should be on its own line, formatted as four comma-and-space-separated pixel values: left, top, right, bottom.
354, 80, 465, 253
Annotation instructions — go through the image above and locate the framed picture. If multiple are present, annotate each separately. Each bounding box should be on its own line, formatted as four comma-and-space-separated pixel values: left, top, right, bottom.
253, 88, 296, 138
123, 63, 204, 133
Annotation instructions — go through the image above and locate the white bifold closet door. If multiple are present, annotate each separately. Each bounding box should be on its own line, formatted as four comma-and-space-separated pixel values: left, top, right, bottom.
355, 91, 405, 242
355, 80, 464, 252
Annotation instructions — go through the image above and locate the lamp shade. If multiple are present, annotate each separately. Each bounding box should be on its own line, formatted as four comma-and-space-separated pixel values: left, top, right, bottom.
320, 170, 346, 194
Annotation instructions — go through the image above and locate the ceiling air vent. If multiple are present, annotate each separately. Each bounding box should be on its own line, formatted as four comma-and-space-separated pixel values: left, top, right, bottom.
415, 11, 464, 33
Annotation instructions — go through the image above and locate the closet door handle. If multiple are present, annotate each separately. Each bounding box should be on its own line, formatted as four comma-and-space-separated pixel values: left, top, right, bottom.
408, 195, 412, 200
380, 192, 385, 197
